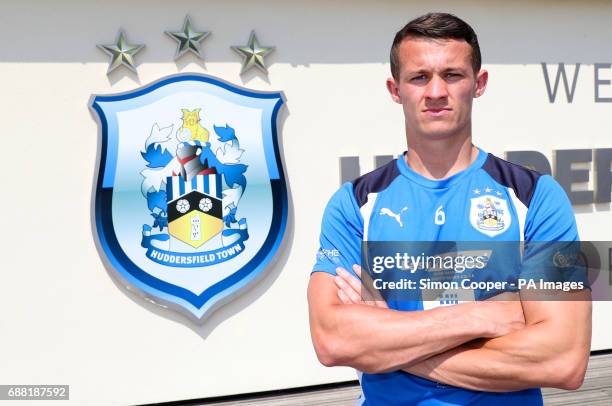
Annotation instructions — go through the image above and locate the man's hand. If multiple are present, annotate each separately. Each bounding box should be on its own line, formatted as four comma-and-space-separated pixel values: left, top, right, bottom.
335, 264, 526, 338
334, 265, 388, 309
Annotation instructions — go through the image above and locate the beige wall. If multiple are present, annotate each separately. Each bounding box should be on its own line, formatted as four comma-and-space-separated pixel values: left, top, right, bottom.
1, 1, 612, 404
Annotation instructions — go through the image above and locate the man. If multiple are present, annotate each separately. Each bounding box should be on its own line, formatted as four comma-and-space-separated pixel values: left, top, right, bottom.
307, 12, 591, 405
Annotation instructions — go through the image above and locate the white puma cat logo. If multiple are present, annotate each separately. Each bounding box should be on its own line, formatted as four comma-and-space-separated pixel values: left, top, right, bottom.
379, 207, 408, 227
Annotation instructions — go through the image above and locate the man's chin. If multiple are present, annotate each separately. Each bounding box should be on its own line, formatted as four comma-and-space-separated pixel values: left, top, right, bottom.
418, 126, 461, 140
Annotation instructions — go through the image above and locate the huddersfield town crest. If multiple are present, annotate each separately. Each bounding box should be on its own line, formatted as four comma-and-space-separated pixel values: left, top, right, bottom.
90, 74, 287, 322
469, 194, 511, 237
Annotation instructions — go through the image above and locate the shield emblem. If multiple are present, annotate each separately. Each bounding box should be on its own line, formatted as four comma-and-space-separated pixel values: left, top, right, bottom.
90, 74, 288, 323
166, 174, 224, 248
469, 194, 512, 237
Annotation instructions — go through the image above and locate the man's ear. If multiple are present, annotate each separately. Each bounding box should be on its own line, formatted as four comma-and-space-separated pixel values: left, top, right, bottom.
474, 69, 488, 98
386, 77, 402, 104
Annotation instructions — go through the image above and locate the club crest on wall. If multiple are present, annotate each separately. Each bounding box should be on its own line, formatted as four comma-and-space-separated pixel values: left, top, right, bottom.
90, 74, 287, 322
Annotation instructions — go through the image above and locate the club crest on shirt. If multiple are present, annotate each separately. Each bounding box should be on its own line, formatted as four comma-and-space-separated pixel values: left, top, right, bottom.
90, 73, 288, 323
469, 194, 511, 237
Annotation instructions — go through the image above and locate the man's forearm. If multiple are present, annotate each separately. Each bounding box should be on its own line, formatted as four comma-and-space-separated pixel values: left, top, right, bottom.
404, 300, 592, 391
311, 270, 524, 374
313, 302, 495, 373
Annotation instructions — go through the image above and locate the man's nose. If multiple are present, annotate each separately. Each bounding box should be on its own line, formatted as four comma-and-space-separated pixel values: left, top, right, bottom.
425, 75, 448, 100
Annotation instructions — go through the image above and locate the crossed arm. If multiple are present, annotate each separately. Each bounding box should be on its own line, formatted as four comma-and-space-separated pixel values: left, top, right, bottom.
308, 266, 592, 391
308, 268, 526, 374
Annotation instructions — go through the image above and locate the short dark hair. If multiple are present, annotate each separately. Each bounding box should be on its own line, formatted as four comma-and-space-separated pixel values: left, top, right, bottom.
390, 12, 481, 80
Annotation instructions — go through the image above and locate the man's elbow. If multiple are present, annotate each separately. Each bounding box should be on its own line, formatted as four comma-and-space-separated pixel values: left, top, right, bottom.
313, 340, 339, 367
556, 362, 587, 390
312, 330, 348, 367
311, 331, 384, 372
549, 351, 589, 390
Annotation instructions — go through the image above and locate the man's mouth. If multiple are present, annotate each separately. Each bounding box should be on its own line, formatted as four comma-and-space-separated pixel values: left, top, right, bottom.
423, 108, 451, 116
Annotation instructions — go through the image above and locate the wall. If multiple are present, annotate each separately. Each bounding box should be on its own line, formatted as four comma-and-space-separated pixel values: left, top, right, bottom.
1, 1, 611, 404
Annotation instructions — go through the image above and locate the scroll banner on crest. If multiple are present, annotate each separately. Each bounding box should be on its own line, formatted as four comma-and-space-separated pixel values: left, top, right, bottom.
141, 220, 249, 268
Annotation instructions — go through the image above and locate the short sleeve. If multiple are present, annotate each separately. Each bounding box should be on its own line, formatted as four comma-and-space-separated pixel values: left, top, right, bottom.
521, 175, 587, 287
524, 175, 578, 242
311, 182, 363, 277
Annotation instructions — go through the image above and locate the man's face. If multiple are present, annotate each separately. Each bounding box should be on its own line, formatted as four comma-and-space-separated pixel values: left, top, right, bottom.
387, 37, 487, 140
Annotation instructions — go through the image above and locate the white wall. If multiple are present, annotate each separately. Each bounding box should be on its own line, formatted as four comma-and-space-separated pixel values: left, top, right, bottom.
1, 1, 612, 404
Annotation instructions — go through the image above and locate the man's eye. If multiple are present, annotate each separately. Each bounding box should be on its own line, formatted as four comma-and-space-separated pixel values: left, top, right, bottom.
446, 73, 462, 79
410, 75, 426, 82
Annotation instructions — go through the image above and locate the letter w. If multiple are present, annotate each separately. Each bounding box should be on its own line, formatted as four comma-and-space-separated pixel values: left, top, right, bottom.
541, 63, 581, 103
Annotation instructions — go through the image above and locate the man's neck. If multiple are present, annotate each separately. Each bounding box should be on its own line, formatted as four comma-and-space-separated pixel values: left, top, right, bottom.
405, 132, 478, 180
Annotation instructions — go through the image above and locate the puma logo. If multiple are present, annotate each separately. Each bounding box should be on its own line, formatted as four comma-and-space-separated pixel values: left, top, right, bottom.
379, 207, 408, 227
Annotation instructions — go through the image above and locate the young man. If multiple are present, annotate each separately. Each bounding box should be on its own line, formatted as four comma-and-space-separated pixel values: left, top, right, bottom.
307, 13, 591, 405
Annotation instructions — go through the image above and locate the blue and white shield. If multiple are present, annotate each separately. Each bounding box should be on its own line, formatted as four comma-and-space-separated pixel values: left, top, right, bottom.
90, 74, 287, 322
469, 194, 511, 237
